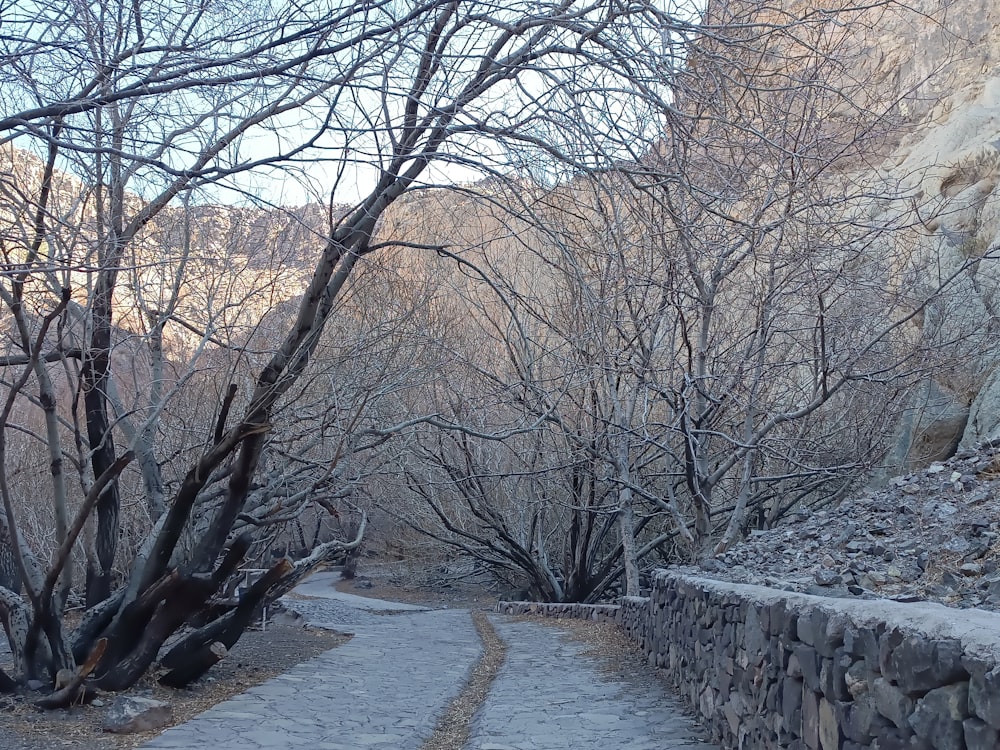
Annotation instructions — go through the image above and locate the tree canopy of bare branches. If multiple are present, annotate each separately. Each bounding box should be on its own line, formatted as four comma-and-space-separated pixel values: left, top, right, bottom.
0, 0, 990, 701
0, 0, 691, 696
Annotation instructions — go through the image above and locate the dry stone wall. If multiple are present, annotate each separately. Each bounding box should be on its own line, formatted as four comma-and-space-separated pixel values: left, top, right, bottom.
501, 572, 1000, 750
494, 600, 620, 624
642, 572, 1000, 750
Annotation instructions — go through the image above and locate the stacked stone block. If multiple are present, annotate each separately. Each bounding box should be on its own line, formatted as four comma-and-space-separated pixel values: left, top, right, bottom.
619, 595, 651, 648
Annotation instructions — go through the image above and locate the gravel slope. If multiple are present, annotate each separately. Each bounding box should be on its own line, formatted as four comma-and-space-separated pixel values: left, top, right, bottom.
689, 445, 1000, 610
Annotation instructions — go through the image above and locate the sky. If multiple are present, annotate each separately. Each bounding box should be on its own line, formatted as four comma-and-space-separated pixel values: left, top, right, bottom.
2, 0, 693, 211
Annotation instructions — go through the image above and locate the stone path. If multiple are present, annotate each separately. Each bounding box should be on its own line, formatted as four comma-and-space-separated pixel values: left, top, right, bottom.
141, 593, 480, 749
140, 577, 717, 750
291, 571, 430, 612
468, 617, 714, 750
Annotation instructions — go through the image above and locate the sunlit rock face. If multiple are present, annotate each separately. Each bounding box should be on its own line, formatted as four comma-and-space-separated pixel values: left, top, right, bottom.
821, 0, 1000, 459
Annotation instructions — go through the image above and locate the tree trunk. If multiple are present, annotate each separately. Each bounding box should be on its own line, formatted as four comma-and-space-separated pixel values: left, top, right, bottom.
0, 523, 20, 594
94, 574, 218, 691
84, 121, 127, 605
341, 520, 361, 580
158, 641, 227, 689
158, 559, 292, 687
617, 489, 640, 597
0, 585, 34, 678
82, 365, 120, 606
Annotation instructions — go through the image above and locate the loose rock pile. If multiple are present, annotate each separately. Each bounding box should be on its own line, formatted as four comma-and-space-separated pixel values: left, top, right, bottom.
695, 446, 1000, 611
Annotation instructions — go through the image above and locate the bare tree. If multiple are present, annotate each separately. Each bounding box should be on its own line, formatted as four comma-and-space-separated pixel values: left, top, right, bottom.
0, 0, 686, 698
380, 0, 994, 601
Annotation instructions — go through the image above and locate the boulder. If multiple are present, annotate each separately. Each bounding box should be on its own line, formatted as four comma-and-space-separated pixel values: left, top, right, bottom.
884, 379, 969, 474
102, 696, 173, 734
963, 365, 1000, 447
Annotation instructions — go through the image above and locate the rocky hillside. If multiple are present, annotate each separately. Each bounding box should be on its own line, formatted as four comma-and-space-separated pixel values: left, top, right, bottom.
694, 443, 1000, 612
639, 0, 1000, 604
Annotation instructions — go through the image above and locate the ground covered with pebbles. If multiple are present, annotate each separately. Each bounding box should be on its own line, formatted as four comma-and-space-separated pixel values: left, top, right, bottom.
689, 445, 1000, 610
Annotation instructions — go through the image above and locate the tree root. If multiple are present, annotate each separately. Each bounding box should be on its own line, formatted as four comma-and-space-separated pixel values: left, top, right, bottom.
34, 638, 106, 709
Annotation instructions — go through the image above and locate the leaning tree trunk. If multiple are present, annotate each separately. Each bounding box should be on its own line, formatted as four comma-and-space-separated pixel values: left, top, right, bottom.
157, 523, 365, 688
63, 91, 411, 693
0, 522, 21, 595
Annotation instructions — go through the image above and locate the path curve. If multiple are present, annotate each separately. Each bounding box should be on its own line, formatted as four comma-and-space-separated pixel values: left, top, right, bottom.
141, 585, 480, 749
141, 577, 718, 750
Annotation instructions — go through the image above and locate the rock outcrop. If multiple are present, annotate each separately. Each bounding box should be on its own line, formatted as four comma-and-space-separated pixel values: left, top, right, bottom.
862, 0, 1000, 456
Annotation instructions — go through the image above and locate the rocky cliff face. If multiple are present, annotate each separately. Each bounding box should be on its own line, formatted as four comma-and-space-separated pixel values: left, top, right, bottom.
702, 0, 1000, 468
857, 0, 1000, 460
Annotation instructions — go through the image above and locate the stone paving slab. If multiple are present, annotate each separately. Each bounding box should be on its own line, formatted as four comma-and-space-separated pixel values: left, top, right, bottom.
291, 571, 430, 611
138, 571, 718, 750
468, 616, 718, 750
141, 601, 479, 750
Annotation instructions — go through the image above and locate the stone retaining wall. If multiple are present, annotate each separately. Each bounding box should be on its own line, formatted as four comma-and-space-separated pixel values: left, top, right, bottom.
494, 600, 620, 623
619, 595, 651, 646
642, 572, 1000, 750
500, 572, 1000, 750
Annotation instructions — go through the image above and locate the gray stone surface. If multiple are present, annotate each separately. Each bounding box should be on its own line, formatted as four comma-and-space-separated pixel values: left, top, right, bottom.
969, 664, 1000, 729
631, 571, 1000, 749
909, 682, 970, 750
140, 581, 716, 750
291, 571, 430, 611
141, 590, 480, 750
469, 616, 715, 750
103, 696, 174, 734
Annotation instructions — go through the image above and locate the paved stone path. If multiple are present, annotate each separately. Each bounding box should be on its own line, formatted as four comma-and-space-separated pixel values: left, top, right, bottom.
292, 571, 431, 612
140, 577, 717, 750
468, 617, 714, 750
141, 594, 480, 749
